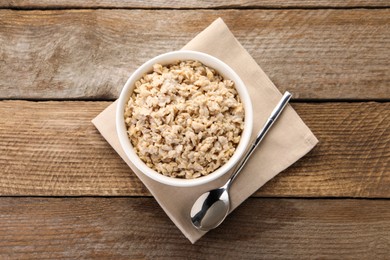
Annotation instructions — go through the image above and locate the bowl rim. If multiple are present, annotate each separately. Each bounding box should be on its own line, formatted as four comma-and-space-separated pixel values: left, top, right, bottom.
116, 50, 253, 187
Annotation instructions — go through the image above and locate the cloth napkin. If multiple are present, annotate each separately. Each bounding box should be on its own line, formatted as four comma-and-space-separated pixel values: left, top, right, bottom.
92, 18, 318, 243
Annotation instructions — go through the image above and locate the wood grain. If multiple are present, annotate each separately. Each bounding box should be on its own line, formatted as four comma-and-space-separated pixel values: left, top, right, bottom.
0, 9, 389, 100
0, 101, 389, 197
0, 197, 389, 258
2, 0, 389, 9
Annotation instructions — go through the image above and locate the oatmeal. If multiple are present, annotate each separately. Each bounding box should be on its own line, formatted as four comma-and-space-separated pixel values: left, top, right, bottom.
124, 60, 244, 179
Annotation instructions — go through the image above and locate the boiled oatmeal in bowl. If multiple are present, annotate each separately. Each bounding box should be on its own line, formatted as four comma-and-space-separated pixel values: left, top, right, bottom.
116, 51, 253, 187
124, 60, 244, 179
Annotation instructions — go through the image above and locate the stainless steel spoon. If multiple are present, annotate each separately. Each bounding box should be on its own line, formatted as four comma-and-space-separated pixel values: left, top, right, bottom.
190, 91, 292, 231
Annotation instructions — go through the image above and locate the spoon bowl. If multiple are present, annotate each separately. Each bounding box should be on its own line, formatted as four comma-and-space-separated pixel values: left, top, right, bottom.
190, 92, 292, 231
190, 186, 230, 231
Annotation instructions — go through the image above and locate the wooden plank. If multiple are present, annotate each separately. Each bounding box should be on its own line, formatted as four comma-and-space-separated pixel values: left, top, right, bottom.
0, 197, 389, 258
0, 9, 389, 100
0, 101, 389, 197
1, 0, 389, 9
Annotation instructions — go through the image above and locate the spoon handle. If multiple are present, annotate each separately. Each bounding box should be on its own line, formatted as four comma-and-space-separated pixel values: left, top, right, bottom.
226, 91, 292, 187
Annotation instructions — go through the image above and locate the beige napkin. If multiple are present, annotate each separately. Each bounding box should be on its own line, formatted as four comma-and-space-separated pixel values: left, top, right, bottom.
92, 18, 318, 243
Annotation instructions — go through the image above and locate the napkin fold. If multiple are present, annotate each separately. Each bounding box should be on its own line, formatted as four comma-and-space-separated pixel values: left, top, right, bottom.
92, 18, 318, 243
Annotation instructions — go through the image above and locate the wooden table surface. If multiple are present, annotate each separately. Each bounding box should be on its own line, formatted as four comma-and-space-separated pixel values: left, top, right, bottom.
1, 1, 389, 259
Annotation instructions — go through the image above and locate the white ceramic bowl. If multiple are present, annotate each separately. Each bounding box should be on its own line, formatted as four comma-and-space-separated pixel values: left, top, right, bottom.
116, 50, 253, 187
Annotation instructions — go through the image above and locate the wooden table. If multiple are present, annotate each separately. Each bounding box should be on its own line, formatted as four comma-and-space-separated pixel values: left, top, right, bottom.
1, 1, 389, 258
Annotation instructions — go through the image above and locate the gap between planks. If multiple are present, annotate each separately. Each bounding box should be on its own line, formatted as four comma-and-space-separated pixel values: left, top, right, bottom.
1, 0, 389, 9
2, 6, 390, 11
0, 195, 390, 200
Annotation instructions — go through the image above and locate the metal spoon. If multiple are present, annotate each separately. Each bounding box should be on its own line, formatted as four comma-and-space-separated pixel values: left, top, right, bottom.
190, 91, 292, 231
